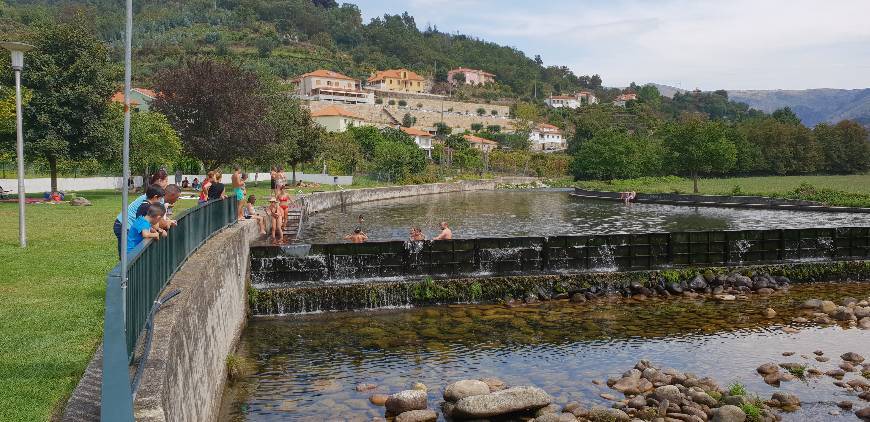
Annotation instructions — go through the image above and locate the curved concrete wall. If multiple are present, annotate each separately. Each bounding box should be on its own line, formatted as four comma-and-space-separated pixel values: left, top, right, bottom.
300, 180, 497, 215
133, 220, 259, 422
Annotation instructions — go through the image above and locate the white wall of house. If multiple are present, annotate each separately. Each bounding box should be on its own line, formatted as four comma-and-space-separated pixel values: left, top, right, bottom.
313, 115, 365, 132
529, 130, 565, 151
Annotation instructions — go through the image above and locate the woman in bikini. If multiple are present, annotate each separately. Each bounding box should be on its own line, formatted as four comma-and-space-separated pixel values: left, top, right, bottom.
276, 185, 292, 229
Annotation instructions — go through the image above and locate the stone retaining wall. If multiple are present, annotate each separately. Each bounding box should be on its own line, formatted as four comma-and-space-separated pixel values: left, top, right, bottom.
133, 219, 259, 422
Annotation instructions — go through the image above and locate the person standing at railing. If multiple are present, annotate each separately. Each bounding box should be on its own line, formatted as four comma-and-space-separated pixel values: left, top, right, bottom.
198, 171, 214, 205
137, 184, 180, 231
127, 203, 167, 253
208, 172, 226, 201
112, 185, 164, 258
232, 166, 245, 219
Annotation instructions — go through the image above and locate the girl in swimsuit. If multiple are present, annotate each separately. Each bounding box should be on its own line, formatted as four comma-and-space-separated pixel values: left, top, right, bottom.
276, 185, 292, 228
199, 171, 214, 205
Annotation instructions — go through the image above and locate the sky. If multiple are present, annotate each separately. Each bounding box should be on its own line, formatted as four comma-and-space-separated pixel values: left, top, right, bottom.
355, 0, 870, 91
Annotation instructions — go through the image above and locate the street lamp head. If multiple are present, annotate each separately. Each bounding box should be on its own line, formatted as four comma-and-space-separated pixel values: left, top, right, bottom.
1, 42, 35, 71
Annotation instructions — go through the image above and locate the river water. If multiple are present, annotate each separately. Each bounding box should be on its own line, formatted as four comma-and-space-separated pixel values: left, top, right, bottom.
219, 282, 870, 421
300, 190, 870, 243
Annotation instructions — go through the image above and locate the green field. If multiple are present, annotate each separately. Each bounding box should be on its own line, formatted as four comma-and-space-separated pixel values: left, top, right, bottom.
565, 174, 870, 207
0, 177, 388, 422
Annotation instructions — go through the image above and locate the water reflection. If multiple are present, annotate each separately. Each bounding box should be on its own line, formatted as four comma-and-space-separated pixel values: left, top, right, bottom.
220, 282, 870, 421
301, 191, 870, 243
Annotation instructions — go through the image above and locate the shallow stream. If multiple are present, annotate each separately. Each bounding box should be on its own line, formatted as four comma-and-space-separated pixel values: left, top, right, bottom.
220, 282, 870, 421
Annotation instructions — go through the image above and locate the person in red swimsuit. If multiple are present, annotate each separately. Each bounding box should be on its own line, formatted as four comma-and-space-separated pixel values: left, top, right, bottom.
276, 185, 292, 228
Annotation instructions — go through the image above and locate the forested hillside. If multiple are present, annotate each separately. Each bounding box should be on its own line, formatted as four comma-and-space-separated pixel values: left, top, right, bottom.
729, 88, 870, 127
0, 0, 605, 99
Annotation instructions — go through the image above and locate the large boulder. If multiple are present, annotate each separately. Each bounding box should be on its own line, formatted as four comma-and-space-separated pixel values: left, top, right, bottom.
611, 375, 653, 395
770, 392, 801, 408
756, 363, 779, 375
69, 197, 92, 206
452, 386, 552, 419
842, 352, 865, 364
395, 409, 437, 422
712, 405, 746, 422
801, 299, 821, 309
820, 300, 837, 314
689, 275, 708, 291
444, 379, 490, 402
385, 390, 428, 415
856, 407, 870, 421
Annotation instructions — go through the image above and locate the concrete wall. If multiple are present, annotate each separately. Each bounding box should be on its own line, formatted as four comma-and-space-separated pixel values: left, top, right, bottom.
133, 219, 259, 422
300, 180, 497, 215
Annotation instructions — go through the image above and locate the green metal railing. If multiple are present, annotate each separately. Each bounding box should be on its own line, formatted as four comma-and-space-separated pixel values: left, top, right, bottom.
101, 197, 237, 421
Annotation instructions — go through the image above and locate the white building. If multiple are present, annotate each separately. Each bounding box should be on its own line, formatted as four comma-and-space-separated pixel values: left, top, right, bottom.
529, 123, 565, 152
311, 105, 366, 132
401, 127, 435, 158
290, 69, 374, 104
544, 91, 598, 109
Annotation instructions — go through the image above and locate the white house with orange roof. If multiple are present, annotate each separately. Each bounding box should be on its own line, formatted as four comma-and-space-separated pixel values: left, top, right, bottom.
311, 105, 366, 132
367, 69, 426, 93
447, 67, 496, 85
529, 123, 565, 152
464, 134, 499, 153
613, 92, 638, 107
400, 127, 435, 158
290, 69, 374, 104
544, 91, 598, 109
110, 87, 157, 112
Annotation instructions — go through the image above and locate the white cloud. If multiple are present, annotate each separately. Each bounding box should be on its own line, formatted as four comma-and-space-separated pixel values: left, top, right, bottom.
356, 0, 870, 89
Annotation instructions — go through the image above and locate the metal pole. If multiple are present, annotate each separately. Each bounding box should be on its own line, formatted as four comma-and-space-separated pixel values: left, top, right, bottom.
14, 68, 26, 247
120, 0, 133, 324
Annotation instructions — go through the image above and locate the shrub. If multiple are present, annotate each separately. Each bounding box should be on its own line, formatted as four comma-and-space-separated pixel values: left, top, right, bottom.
491, 109, 498, 115
728, 382, 747, 396
471, 123, 484, 132
740, 403, 761, 422
476, 107, 486, 116
486, 125, 501, 133
375, 98, 383, 104
398, 100, 407, 107
416, 103, 423, 109
388, 99, 396, 106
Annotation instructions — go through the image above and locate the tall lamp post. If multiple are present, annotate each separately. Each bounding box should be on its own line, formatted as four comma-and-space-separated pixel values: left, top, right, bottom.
2, 41, 34, 248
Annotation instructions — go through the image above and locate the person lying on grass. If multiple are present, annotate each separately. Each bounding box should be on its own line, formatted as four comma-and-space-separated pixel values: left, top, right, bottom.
127, 203, 167, 253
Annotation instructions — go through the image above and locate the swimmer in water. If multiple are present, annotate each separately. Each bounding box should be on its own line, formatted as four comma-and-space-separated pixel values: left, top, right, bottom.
433, 221, 452, 240
344, 227, 368, 243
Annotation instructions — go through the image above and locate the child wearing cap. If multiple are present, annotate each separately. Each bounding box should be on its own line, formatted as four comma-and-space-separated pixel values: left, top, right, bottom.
266, 196, 284, 242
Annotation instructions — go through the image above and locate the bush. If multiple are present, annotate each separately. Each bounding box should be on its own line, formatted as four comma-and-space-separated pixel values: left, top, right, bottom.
471, 123, 484, 132
476, 107, 486, 116
398, 100, 407, 107
416, 103, 423, 109
374, 98, 383, 104
491, 109, 498, 115
388, 99, 396, 106
486, 125, 501, 133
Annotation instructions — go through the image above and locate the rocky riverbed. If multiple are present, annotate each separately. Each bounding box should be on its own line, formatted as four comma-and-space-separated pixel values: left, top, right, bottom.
219, 282, 870, 422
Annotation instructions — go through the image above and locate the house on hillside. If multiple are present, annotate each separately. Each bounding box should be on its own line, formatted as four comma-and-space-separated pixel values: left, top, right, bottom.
544, 91, 598, 109
367, 69, 426, 93
290, 69, 374, 104
613, 93, 637, 107
110, 88, 156, 112
529, 123, 565, 152
311, 105, 366, 132
401, 127, 435, 158
464, 134, 499, 153
447, 67, 496, 86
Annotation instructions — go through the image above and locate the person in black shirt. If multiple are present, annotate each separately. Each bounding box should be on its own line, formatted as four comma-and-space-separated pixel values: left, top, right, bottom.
207, 172, 226, 201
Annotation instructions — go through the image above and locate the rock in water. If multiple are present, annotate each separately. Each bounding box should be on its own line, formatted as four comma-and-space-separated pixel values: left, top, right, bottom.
533, 412, 577, 422
856, 407, 870, 421
756, 363, 779, 375
443, 379, 490, 402
370, 394, 389, 406
385, 390, 427, 415
480, 377, 507, 391
689, 275, 707, 291
771, 392, 801, 408
395, 409, 437, 422
452, 386, 552, 418
842, 352, 865, 363
820, 300, 837, 314
712, 404, 746, 422
801, 299, 822, 309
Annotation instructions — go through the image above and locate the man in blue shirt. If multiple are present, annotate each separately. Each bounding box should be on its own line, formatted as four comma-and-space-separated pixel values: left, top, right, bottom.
127, 203, 167, 253
113, 185, 164, 259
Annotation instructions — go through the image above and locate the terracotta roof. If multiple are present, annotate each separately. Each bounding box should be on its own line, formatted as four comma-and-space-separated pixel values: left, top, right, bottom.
464, 134, 499, 145
296, 69, 356, 81
310, 105, 363, 119
133, 88, 157, 98
616, 93, 637, 101
401, 127, 432, 137
448, 67, 495, 77
109, 91, 140, 105
537, 123, 560, 131
578, 90, 595, 96
368, 68, 425, 82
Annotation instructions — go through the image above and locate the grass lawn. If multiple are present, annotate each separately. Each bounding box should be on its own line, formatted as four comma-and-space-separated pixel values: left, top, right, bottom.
564, 174, 870, 207
0, 176, 390, 421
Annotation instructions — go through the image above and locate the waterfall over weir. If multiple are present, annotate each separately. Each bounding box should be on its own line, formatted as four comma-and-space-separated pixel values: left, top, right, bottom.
249, 227, 870, 315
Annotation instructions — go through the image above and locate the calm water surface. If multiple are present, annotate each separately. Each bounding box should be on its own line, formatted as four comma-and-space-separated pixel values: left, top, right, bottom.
220, 282, 870, 421
301, 190, 870, 243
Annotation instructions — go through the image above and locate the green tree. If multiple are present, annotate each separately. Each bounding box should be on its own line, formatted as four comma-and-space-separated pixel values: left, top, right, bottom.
452, 72, 466, 84
570, 129, 663, 180
662, 115, 737, 192
401, 112, 416, 127
1, 21, 118, 191
476, 107, 486, 116
815, 120, 870, 174
318, 130, 361, 175
99, 104, 182, 176
263, 98, 322, 183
